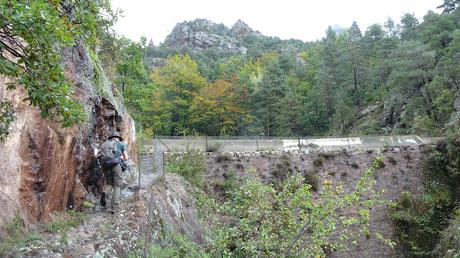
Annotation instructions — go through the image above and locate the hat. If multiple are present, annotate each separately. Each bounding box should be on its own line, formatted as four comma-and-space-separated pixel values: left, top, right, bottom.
108, 132, 123, 141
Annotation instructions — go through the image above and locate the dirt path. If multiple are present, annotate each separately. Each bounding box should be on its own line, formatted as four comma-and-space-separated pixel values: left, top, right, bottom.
10, 168, 160, 258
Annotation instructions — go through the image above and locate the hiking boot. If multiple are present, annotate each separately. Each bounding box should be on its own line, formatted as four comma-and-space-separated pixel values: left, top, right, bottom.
100, 192, 106, 207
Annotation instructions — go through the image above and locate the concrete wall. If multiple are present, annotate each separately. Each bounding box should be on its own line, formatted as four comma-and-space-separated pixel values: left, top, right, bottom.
142, 135, 437, 153
138, 135, 441, 174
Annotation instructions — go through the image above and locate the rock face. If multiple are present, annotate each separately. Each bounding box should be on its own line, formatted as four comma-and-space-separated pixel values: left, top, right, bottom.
148, 173, 205, 244
162, 19, 250, 53
0, 43, 136, 232
448, 89, 460, 128
10, 173, 203, 257
230, 19, 262, 38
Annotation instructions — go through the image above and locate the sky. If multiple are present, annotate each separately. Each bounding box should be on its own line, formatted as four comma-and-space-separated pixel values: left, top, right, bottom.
111, 0, 443, 45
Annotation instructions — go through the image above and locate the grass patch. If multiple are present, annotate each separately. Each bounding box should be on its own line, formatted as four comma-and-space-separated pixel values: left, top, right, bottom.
0, 214, 41, 256
46, 211, 87, 245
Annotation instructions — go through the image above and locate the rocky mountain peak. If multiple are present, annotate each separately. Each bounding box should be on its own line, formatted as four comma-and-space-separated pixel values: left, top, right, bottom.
162, 18, 254, 54
231, 19, 261, 38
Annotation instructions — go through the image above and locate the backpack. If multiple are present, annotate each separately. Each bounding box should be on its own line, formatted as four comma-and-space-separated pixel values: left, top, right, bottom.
100, 139, 121, 168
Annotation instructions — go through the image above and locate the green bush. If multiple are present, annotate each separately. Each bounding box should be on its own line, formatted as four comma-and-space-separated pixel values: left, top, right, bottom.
215, 153, 232, 163
148, 233, 210, 258
313, 157, 324, 167
206, 142, 221, 152
143, 158, 384, 257
221, 169, 238, 196
390, 135, 460, 257
389, 191, 450, 257
388, 156, 398, 165
304, 170, 319, 191
166, 148, 206, 188
209, 160, 383, 257
272, 154, 293, 181
433, 209, 460, 258
351, 162, 359, 169
129, 233, 210, 258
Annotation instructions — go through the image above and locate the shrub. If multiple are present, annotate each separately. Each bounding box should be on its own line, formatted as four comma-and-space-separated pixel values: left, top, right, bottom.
313, 157, 324, 167
390, 135, 460, 257
351, 162, 359, 169
374, 157, 385, 168
387, 156, 397, 165
206, 142, 221, 152
215, 153, 232, 163
304, 171, 319, 191
433, 209, 460, 257
389, 191, 452, 258
221, 169, 238, 197
130, 233, 210, 258
234, 163, 244, 170
166, 148, 206, 188
211, 162, 382, 257
272, 154, 293, 181
319, 152, 336, 160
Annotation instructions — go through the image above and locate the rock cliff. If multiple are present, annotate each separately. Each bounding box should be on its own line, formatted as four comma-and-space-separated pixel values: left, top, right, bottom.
162, 19, 261, 53
0, 43, 136, 233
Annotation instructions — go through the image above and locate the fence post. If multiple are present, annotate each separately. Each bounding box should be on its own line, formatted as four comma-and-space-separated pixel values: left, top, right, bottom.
298, 137, 302, 153
256, 137, 259, 151
205, 135, 208, 152
161, 151, 164, 177
138, 160, 141, 187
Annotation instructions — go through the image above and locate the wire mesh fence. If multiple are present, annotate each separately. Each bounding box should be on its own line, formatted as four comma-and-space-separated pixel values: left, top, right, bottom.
137, 135, 443, 175
142, 135, 438, 154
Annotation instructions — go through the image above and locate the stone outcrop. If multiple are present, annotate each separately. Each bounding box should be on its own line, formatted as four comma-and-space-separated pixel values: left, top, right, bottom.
230, 19, 262, 38
10, 173, 203, 257
148, 173, 205, 244
0, 43, 136, 233
162, 19, 248, 53
447, 89, 460, 128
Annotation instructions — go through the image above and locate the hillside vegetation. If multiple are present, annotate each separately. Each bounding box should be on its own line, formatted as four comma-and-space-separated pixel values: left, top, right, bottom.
99, 3, 460, 137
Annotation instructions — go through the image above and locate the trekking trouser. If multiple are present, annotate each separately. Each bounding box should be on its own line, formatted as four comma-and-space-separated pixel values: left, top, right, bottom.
103, 164, 123, 209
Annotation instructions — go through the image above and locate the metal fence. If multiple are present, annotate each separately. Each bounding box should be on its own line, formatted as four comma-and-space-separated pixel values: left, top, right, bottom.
137, 135, 443, 175
142, 135, 440, 154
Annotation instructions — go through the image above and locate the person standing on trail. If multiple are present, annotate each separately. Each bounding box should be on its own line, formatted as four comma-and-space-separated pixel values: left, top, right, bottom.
98, 132, 129, 214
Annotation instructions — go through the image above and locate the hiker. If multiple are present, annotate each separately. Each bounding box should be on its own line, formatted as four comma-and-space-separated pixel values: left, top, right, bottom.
98, 132, 129, 214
